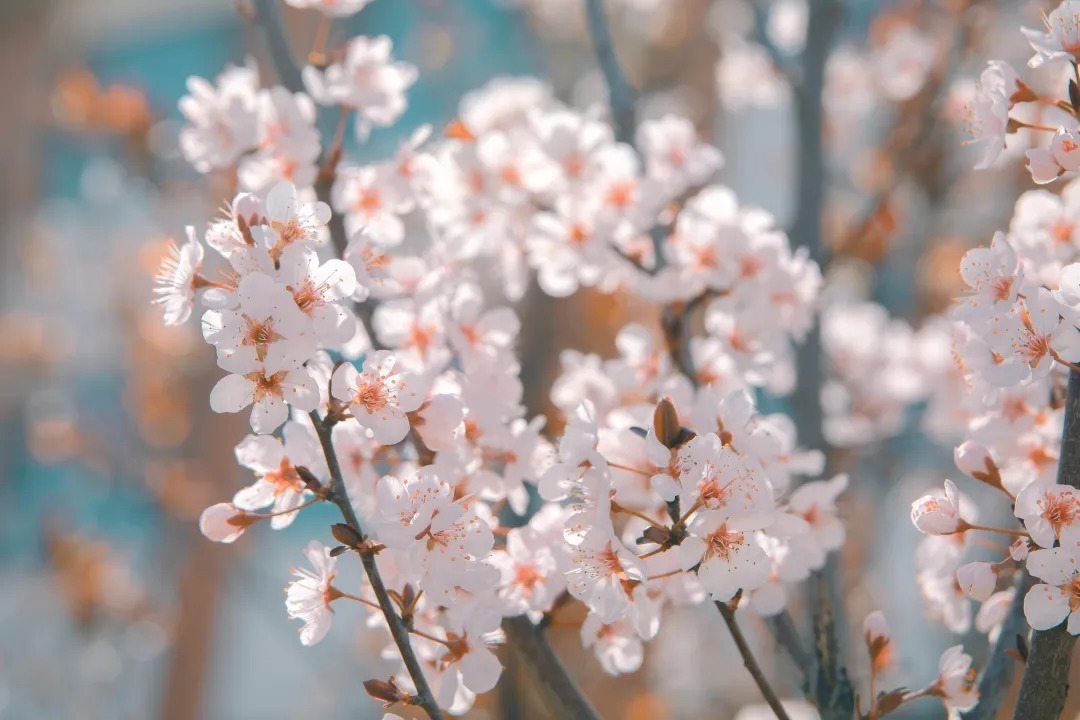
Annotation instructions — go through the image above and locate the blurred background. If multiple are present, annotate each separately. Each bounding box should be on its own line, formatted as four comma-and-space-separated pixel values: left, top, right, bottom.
0, 0, 1066, 717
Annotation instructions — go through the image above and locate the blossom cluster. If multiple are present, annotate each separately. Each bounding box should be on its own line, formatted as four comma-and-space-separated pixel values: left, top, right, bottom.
910, 174, 1080, 641
145, 0, 1080, 716
965, 1, 1080, 183
148, 0, 857, 708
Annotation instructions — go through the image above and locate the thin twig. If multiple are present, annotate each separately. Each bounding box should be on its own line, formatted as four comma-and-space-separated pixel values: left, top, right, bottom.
715, 601, 793, 720
251, 0, 385, 349
251, 0, 304, 92
582, 0, 668, 273
309, 411, 446, 720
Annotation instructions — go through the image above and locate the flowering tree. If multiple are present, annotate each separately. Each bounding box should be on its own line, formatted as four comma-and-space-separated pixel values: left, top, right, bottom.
142, 0, 1080, 717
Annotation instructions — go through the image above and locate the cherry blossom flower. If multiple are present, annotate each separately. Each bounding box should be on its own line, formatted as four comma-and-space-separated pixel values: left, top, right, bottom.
285, 541, 340, 646
239, 88, 321, 193
490, 515, 567, 620
986, 288, 1080, 383
210, 364, 320, 434
636, 114, 723, 191
277, 244, 357, 346
1015, 482, 1080, 548
566, 524, 646, 623
580, 612, 644, 676
955, 232, 1022, 324
330, 351, 424, 444
332, 163, 413, 246
232, 421, 325, 529
154, 226, 206, 325
178, 64, 258, 172
428, 607, 504, 697
1027, 126, 1080, 185
199, 502, 256, 543
1023, 1, 1080, 67
911, 480, 964, 535
931, 645, 979, 715
965, 61, 1023, 170
302, 35, 417, 139
202, 271, 315, 375
249, 181, 331, 257
679, 507, 773, 602
976, 589, 1016, 642
371, 468, 496, 601
780, 474, 847, 569
1024, 547, 1080, 632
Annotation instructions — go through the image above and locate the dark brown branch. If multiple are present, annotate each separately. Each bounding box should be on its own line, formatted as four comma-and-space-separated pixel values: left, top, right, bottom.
310, 411, 446, 720
502, 616, 602, 720
716, 602, 793, 720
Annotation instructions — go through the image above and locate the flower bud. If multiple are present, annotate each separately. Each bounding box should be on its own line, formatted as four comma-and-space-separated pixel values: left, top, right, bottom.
199, 503, 256, 543
653, 398, 681, 449
954, 442, 1003, 491
911, 480, 963, 535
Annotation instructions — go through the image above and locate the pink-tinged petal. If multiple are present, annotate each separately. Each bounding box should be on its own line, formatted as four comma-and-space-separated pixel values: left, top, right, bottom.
266, 180, 298, 222
1025, 583, 1070, 631
363, 349, 397, 374
298, 611, 333, 646
284, 370, 320, 412
234, 434, 285, 473
270, 491, 304, 529
459, 646, 502, 694
210, 374, 255, 413
251, 395, 289, 434
677, 536, 706, 570
368, 410, 410, 445
233, 481, 276, 511
199, 503, 248, 543
331, 362, 360, 402
1027, 548, 1078, 585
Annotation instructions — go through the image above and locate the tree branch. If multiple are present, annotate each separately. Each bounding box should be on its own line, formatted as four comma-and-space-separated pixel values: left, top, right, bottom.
310, 412, 446, 720
749, 0, 797, 86
716, 602, 793, 720
960, 570, 1029, 720
502, 616, 602, 720
1011, 369, 1080, 720
251, 0, 304, 93
583, 0, 637, 145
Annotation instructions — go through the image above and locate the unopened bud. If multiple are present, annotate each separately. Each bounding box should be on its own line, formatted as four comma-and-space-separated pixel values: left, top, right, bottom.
954, 442, 1003, 491
654, 398, 681, 449
331, 523, 363, 549
295, 465, 324, 494
363, 677, 411, 707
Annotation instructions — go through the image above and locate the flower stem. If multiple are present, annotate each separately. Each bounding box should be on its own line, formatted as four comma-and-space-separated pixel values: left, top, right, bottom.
310, 411, 446, 720
610, 500, 666, 530
714, 601, 793, 720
